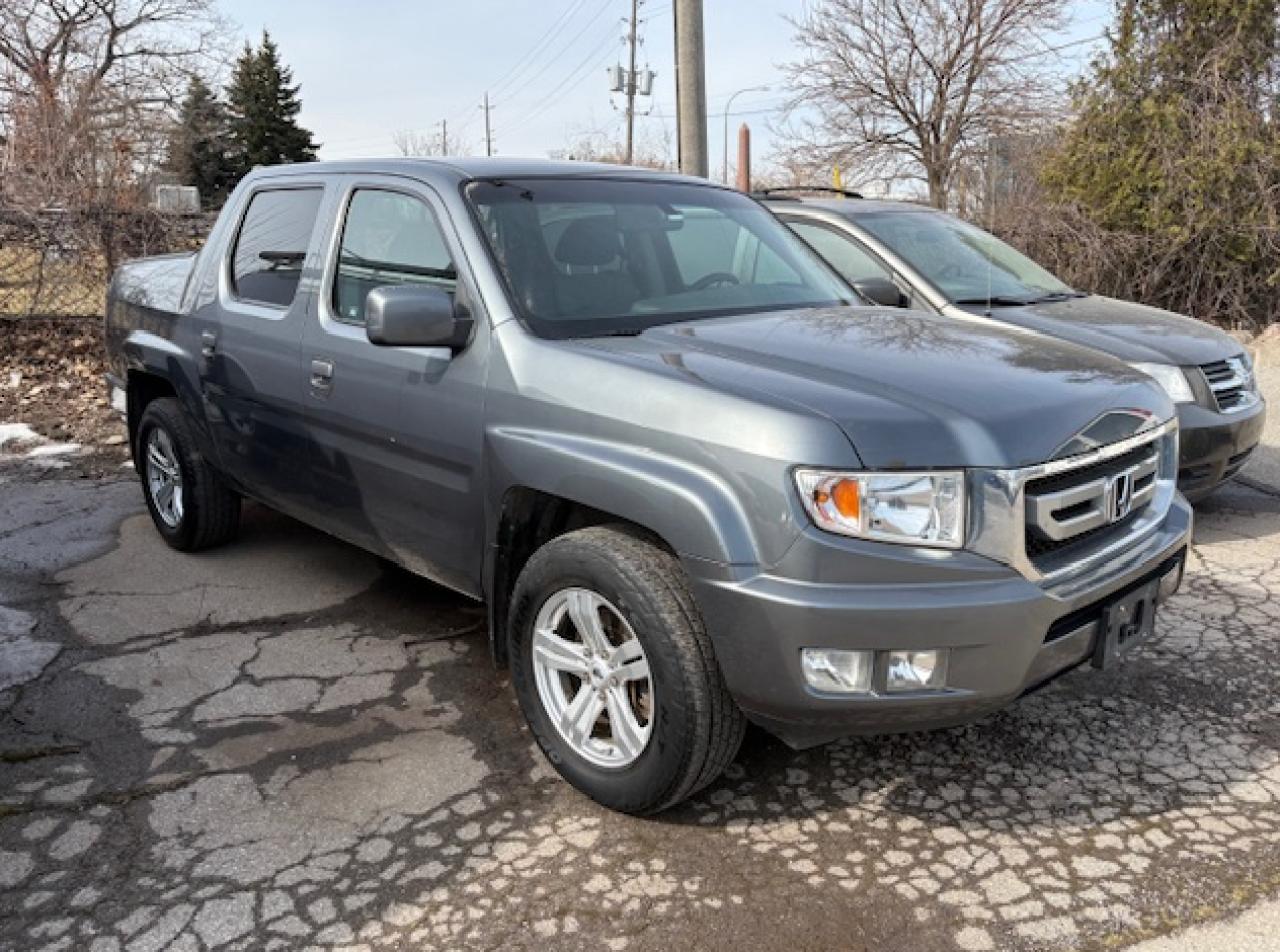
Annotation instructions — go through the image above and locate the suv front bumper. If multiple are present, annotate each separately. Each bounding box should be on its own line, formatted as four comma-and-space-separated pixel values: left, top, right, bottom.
686, 494, 1192, 749
1176, 398, 1265, 501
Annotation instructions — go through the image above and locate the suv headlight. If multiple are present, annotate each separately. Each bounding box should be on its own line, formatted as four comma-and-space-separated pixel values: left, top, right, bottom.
794, 470, 966, 548
1129, 362, 1195, 403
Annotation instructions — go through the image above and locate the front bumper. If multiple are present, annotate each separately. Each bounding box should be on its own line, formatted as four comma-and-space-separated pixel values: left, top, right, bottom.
1176, 397, 1265, 500
687, 494, 1192, 749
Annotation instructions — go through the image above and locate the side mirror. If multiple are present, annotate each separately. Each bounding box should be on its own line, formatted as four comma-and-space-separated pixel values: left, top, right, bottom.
365, 285, 473, 349
853, 276, 906, 308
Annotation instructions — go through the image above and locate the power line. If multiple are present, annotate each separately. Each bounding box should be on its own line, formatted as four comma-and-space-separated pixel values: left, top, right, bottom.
334, 1, 630, 156
500, 0, 621, 111
447, 0, 601, 141
502, 30, 623, 137
487, 0, 592, 100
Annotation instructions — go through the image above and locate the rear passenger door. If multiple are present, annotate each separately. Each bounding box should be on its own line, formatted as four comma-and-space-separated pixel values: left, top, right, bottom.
301, 179, 490, 595
200, 183, 324, 510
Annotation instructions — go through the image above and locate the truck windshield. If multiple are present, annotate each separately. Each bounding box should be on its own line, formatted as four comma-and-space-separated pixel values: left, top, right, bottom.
466, 178, 851, 337
853, 210, 1076, 305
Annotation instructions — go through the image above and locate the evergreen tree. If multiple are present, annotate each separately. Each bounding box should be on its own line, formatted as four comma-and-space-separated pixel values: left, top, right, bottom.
1045, 0, 1280, 236
226, 32, 319, 181
165, 76, 235, 208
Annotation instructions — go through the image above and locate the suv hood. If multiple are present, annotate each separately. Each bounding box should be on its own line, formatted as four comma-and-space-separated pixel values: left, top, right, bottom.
954, 294, 1241, 365
578, 307, 1173, 469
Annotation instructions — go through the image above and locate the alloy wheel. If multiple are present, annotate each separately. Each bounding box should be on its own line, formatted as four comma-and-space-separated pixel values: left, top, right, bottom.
144, 428, 184, 528
531, 587, 654, 768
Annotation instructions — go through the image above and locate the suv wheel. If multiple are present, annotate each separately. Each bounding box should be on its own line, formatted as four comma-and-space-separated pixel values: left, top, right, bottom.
136, 397, 240, 551
509, 525, 745, 814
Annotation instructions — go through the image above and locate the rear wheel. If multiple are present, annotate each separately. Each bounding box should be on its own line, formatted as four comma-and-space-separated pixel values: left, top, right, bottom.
136, 397, 240, 551
509, 526, 745, 814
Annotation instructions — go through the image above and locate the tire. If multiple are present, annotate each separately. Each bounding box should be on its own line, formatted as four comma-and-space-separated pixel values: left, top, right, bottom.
509, 525, 746, 814
135, 397, 240, 552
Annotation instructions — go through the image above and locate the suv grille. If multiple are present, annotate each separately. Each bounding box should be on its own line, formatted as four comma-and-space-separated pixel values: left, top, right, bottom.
1024, 440, 1160, 565
1200, 357, 1254, 412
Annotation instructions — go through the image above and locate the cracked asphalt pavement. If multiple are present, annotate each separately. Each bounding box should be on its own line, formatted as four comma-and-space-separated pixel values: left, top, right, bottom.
1, 467, 1279, 952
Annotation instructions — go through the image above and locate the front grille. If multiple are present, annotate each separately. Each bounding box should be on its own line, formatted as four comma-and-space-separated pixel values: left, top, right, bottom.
1024, 438, 1160, 567
1200, 356, 1255, 412
1025, 508, 1143, 561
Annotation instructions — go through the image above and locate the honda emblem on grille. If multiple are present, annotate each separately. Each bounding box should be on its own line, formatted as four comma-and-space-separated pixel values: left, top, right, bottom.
1106, 471, 1134, 523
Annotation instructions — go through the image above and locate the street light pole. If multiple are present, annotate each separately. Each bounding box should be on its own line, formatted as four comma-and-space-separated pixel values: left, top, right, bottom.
722, 85, 769, 184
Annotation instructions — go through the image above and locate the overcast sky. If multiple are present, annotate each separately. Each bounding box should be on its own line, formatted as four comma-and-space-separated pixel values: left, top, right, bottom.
217, 0, 1113, 180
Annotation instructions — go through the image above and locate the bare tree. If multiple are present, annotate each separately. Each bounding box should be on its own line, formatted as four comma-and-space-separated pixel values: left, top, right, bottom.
550, 123, 675, 169
781, 0, 1069, 209
391, 127, 474, 158
0, 0, 227, 208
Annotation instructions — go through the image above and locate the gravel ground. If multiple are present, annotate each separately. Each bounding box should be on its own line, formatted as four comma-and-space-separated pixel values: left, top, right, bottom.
0, 356, 1277, 952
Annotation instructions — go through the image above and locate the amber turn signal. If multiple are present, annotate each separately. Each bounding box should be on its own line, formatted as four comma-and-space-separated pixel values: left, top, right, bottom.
829, 478, 861, 520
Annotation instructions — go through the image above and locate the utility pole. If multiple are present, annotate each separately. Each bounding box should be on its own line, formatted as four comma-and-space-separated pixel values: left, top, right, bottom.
438, 119, 448, 156
482, 93, 494, 157
624, 0, 640, 165
609, 1, 654, 165
673, 0, 708, 177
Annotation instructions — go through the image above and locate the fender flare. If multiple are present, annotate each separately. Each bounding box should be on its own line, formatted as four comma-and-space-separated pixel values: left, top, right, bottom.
486, 426, 764, 565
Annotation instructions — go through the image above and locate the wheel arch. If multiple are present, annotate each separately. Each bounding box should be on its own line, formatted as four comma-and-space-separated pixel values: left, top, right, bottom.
482, 429, 766, 666
125, 370, 178, 454
485, 487, 672, 668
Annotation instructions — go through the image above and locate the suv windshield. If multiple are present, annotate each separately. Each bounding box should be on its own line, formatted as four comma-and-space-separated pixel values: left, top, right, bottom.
467, 178, 851, 337
853, 210, 1075, 305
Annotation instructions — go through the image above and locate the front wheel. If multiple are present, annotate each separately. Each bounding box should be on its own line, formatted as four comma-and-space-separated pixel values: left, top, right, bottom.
509, 526, 745, 814
135, 397, 240, 551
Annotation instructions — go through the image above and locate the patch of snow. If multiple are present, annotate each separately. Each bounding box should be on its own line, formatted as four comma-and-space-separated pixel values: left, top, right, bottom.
27, 457, 71, 470
25, 442, 81, 458
0, 422, 43, 450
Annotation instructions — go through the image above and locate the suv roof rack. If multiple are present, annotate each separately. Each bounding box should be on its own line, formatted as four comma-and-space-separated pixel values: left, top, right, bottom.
754, 186, 864, 200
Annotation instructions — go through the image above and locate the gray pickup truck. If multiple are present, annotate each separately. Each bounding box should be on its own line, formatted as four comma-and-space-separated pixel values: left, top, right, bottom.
106, 159, 1190, 814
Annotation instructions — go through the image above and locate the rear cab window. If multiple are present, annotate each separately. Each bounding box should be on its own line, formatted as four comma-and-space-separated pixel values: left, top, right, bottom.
229, 187, 324, 308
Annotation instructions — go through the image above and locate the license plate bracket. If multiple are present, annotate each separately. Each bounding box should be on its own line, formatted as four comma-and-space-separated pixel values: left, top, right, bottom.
1092, 580, 1160, 670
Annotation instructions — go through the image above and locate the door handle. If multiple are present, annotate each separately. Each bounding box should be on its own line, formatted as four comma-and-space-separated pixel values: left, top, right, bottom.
310, 358, 334, 392
200, 331, 217, 359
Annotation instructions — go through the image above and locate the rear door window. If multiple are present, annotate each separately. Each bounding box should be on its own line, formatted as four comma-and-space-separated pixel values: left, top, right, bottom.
332, 189, 456, 324
230, 188, 324, 308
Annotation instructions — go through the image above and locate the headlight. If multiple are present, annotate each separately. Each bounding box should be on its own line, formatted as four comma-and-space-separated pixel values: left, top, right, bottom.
794, 469, 966, 548
1129, 362, 1194, 403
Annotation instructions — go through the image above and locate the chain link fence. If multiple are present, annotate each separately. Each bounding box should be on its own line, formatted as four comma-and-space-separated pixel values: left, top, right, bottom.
0, 208, 215, 320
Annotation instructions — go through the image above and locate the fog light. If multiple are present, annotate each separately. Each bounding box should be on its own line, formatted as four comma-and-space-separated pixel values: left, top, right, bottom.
802, 649, 873, 694
885, 649, 948, 693
1158, 560, 1184, 600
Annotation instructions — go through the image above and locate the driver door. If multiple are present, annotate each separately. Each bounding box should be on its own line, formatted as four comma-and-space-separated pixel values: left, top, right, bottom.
301, 179, 490, 595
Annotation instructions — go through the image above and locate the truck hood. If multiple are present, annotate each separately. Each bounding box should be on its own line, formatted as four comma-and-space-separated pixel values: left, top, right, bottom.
953, 294, 1242, 365
580, 307, 1173, 469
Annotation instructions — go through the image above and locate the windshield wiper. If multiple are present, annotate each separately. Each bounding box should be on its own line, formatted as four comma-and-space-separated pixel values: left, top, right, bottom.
1026, 290, 1084, 303
953, 295, 1032, 307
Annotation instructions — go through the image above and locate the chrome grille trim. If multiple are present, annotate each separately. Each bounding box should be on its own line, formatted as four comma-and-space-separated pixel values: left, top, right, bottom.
968, 419, 1179, 587
1025, 448, 1158, 542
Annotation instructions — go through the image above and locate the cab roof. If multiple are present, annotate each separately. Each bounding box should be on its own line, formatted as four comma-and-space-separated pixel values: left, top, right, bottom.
244, 156, 714, 188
